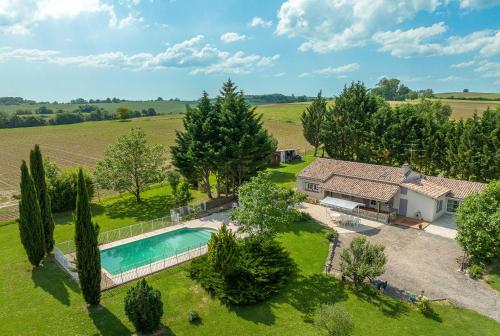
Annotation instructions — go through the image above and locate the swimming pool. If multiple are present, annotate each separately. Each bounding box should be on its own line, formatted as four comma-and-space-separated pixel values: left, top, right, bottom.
101, 227, 215, 275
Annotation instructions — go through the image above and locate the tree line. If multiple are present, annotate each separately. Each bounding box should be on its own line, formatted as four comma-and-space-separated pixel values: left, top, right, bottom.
171, 79, 277, 199
370, 77, 435, 101
302, 82, 499, 182
0, 106, 157, 129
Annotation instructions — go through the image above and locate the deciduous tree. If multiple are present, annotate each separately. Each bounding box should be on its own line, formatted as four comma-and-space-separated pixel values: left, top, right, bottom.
94, 128, 165, 202
456, 181, 500, 263
340, 236, 386, 286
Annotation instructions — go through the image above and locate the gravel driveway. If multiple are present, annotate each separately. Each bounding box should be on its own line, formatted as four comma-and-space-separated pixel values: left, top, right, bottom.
330, 225, 500, 322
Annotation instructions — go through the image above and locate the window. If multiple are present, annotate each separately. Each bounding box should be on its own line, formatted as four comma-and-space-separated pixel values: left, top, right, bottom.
370, 200, 377, 206
304, 182, 319, 193
436, 199, 443, 213
400, 187, 407, 195
447, 199, 461, 213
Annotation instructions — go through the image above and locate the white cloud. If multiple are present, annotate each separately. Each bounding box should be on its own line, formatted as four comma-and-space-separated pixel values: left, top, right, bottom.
374, 24, 500, 57
220, 32, 247, 43
451, 60, 475, 68
0, 36, 279, 75
373, 23, 446, 57
275, 0, 442, 53
0, 0, 141, 35
459, 0, 500, 9
249, 17, 272, 28
191, 52, 279, 75
439, 75, 464, 82
299, 63, 360, 77
474, 60, 500, 79
274, 72, 286, 77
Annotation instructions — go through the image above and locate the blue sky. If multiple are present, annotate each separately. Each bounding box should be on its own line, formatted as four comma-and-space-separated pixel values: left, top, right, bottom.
0, 0, 499, 101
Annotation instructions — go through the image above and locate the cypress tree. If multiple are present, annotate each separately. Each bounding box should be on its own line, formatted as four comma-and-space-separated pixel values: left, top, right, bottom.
74, 168, 101, 306
30, 144, 55, 252
18, 160, 46, 266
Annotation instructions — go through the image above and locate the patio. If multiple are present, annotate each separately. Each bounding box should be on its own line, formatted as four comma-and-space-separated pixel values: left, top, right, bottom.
299, 202, 384, 234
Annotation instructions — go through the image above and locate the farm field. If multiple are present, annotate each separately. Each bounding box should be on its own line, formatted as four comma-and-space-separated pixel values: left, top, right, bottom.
0, 115, 311, 195
435, 92, 500, 100
255, 99, 500, 123
0, 100, 192, 116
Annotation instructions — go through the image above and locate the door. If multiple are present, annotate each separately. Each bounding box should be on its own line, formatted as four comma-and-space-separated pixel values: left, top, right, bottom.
399, 198, 408, 216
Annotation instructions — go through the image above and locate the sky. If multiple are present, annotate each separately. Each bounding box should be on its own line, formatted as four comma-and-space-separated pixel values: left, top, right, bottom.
0, 0, 499, 101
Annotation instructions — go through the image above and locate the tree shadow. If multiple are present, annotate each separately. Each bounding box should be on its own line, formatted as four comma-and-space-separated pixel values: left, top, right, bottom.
31, 257, 79, 306
353, 285, 409, 318
103, 195, 173, 222
267, 170, 296, 185
284, 273, 349, 321
228, 301, 277, 326
88, 304, 131, 336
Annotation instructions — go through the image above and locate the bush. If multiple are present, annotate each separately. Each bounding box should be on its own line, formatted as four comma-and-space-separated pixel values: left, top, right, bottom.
340, 236, 386, 286
124, 279, 164, 334
325, 229, 338, 242
189, 236, 295, 305
416, 295, 434, 316
468, 264, 485, 279
188, 310, 201, 324
312, 303, 354, 336
45, 161, 94, 212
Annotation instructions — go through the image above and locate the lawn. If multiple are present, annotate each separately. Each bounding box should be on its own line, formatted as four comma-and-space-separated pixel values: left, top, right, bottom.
1, 212, 499, 335
487, 266, 500, 292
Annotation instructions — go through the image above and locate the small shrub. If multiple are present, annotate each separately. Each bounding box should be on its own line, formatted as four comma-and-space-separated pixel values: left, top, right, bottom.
468, 263, 485, 279
124, 279, 164, 334
188, 310, 201, 324
325, 229, 338, 242
416, 295, 434, 316
312, 303, 354, 336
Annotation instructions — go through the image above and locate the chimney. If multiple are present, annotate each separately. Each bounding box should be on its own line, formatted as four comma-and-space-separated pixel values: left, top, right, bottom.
402, 163, 411, 175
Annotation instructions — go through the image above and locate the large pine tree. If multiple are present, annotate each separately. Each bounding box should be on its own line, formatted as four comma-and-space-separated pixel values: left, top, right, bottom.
301, 91, 327, 156
30, 145, 55, 252
74, 168, 101, 306
18, 161, 45, 266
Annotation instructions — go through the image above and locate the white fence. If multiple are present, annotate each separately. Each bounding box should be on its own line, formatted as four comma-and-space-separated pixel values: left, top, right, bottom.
170, 201, 207, 223
102, 243, 208, 290
54, 214, 214, 290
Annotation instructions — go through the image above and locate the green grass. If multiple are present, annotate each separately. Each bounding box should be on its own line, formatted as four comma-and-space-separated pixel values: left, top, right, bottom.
487, 267, 500, 292
1, 214, 498, 335
0, 100, 193, 116
268, 156, 316, 189
435, 92, 500, 100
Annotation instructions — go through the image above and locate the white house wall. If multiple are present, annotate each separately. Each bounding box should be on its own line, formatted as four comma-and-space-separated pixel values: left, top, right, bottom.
401, 189, 436, 222
296, 177, 323, 199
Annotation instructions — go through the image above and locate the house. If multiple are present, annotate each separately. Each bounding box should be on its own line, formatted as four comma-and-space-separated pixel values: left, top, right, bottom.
271, 148, 298, 166
297, 158, 486, 223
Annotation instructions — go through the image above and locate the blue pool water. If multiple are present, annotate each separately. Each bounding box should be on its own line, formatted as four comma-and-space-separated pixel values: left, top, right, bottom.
101, 227, 215, 275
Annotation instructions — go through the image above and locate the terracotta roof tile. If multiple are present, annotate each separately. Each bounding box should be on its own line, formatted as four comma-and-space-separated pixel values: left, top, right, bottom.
401, 179, 450, 199
297, 158, 405, 183
425, 176, 487, 199
322, 175, 399, 202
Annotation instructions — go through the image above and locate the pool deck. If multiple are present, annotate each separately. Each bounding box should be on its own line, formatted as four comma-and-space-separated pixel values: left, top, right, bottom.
99, 211, 232, 250
96, 211, 233, 289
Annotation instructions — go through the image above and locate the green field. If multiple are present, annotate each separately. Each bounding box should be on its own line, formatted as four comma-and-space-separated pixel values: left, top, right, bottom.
255, 99, 499, 123
0, 100, 192, 116
435, 92, 500, 100
0, 161, 498, 335
0, 115, 311, 196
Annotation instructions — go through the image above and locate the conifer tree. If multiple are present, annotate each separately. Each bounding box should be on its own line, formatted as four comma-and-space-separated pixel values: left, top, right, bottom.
30, 144, 55, 252
18, 160, 45, 266
74, 168, 101, 306
301, 91, 327, 156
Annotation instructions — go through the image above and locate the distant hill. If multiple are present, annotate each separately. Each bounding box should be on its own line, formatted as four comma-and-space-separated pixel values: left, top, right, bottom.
244, 94, 314, 105
435, 92, 500, 101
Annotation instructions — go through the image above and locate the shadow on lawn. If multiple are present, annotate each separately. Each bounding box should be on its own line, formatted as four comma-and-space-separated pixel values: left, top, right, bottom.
88, 305, 131, 336
31, 257, 79, 306
103, 194, 174, 222
354, 285, 409, 319
267, 170, 296, 185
